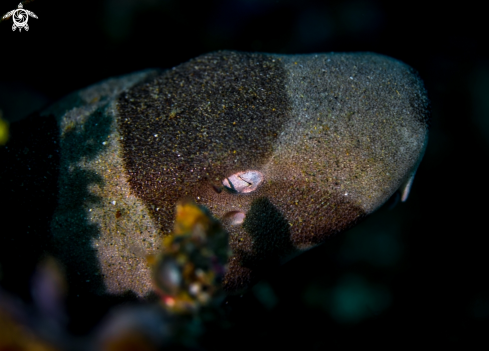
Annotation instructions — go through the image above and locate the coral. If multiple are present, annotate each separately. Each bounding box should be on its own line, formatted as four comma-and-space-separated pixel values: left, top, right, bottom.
150, 198, 230, 313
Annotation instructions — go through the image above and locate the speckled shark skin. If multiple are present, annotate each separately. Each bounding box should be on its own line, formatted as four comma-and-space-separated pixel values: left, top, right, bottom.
42, 51, 429, 296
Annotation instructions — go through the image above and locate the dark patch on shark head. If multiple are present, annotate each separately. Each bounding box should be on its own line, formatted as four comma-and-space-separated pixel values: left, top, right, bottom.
117, 51, 290, 236
219, 180, 366, 292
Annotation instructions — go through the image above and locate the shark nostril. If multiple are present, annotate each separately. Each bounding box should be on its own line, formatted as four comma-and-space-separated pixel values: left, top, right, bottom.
222, 170, 263, 193
211, 184, 222, 194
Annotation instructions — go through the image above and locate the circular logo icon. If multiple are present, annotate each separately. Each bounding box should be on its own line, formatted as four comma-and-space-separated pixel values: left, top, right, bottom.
12, 9, 28, 28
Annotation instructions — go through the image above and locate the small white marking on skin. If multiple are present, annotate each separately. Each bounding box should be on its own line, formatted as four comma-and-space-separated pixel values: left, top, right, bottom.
223, 211, 246, 225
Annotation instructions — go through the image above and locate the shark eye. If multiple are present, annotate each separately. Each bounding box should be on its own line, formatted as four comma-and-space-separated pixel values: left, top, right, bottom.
222, 170, 264, 193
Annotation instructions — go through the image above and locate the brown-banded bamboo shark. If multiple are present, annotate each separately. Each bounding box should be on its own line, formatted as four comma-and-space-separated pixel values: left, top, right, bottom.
20, 50, 429, 297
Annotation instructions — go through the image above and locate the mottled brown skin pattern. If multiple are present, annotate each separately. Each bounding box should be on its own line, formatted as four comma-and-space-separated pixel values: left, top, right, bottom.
118, 51, 366, 292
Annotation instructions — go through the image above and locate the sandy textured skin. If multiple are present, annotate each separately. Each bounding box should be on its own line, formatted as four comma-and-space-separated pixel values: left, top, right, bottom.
41, 51, 429, 296
41, 70, 162, 297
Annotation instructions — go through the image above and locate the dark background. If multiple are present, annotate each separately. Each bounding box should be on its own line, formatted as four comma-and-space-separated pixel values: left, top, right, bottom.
1, 0, 488, 348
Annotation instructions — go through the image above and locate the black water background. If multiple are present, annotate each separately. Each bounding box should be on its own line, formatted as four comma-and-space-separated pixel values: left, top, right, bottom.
1, 0, 488, 347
